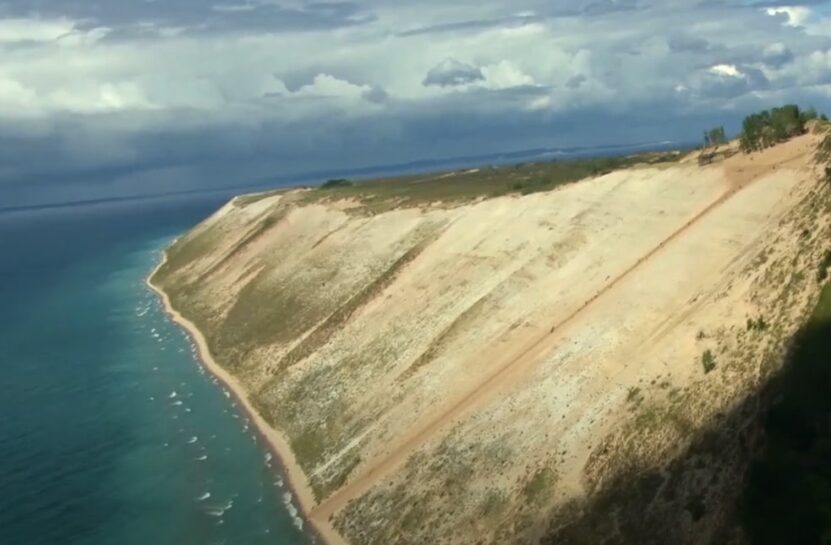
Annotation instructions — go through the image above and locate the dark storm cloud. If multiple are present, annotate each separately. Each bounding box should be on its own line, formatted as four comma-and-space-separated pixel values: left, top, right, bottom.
362, 85, 388, 103
0, 0, 375, 34
698, 65, 770, 98
668, 33, 711, 53
397, 15, 538, 37
762, 43, 795, 68
2, 0, 831, 210
0, 93, 701, 203
566, 75, 587, 88
423, 59, 484, 87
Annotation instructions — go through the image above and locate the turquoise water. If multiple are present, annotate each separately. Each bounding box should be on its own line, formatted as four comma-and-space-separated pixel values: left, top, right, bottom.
0, 196, 314, 545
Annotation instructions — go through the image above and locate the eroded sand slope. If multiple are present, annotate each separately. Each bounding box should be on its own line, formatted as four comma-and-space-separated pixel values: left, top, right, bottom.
153, 134, 831, 545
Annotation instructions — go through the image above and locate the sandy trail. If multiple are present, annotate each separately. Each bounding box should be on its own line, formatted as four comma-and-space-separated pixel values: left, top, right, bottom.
310, 158, 767, 522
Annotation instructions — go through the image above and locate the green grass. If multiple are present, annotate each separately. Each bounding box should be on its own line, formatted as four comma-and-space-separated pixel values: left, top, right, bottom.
523, 466, 556, 504
701, 349, 717, 374
299, 150, 683, 214
153, 225, 221, 285
480, 488, 509, 517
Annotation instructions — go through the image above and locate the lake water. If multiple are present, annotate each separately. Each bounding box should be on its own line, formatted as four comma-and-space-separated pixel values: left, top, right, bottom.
0, 194, 314, 545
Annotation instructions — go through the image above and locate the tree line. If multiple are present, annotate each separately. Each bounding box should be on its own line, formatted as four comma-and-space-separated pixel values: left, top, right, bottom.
701, 105, 828, 155
739, 105, 826, 153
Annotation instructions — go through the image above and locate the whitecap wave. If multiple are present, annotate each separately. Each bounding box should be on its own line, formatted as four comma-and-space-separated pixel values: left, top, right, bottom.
205, 498, 234, 517
188, 436, 198, 444
197, 492, 211, 501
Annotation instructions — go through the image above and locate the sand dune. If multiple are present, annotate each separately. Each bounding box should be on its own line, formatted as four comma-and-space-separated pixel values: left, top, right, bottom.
152, 133, 831, 545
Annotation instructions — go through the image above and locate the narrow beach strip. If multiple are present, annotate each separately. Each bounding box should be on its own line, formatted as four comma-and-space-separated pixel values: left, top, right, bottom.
147, 252, 346, 545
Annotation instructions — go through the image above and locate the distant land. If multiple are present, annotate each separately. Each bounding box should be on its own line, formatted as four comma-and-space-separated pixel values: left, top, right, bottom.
1, 139, 692, 215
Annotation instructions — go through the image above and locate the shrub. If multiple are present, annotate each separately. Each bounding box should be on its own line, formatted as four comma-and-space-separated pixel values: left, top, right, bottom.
320, 178, 352, 189
702, 349, 716, 374
817, 249, 831, 282
703, 126, 728, 148
747, 316, 769, 332
740, 105, 809, 153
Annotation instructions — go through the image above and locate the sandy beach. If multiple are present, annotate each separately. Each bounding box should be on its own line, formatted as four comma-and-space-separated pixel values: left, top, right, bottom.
146, 253, 346, 545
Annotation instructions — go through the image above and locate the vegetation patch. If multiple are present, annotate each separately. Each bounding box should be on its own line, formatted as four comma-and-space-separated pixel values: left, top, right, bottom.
292, 150, 682, 214
480, 488, 509, 517
701, 349, 717, 374
320, 178, 353, 189
739, 283, 831, 544
523, 466, 557, 504
274, 226, 442, 372
746, 316, 769, 332
815, 250, 831, 284
739, 105, 821, 153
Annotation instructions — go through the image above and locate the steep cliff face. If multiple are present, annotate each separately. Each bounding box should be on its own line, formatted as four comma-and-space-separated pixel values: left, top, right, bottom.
153, 133, 831, 545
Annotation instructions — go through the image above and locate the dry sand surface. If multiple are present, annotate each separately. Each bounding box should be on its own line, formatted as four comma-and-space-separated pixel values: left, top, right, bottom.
152, 133, 830, 545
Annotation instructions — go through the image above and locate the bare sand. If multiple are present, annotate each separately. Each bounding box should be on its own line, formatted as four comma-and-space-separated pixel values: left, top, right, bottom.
146, 255, 346, 545
146, 133, 826, 545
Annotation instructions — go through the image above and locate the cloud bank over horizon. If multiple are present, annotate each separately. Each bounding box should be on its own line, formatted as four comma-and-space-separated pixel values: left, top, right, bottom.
2, 0, 831, 205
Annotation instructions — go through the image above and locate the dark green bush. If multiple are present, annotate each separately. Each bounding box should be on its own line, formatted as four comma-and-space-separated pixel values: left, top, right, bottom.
320, 178, 353, 189
701, 350, 716, 374
740, 105, 809, 153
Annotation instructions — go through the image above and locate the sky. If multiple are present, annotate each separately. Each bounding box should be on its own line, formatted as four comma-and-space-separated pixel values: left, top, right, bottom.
2, 0, 831, 206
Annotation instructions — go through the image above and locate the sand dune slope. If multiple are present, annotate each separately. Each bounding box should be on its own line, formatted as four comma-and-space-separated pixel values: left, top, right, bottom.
153, 134, 831, 545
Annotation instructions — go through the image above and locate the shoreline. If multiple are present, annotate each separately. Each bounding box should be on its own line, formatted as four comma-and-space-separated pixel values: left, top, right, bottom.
146, 251, 346, 545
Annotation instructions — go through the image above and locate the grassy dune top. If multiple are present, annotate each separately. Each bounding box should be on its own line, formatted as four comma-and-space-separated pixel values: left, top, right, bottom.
238, 149, 684, 214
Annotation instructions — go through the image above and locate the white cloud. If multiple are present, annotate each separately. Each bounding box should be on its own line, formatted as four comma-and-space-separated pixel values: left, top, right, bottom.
709, 64, 742, 78
480, 60, 536, 89
296, 74, 371, 99
764, 6, 811, 27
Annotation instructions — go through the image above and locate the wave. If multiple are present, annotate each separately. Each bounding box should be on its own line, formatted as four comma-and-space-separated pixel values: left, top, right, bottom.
188, 436, 198, 444
197, 492, 211, 501
205, 498, 234, 517
282, 492, 304, 530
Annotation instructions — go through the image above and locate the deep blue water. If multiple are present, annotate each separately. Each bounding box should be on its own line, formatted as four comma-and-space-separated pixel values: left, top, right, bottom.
0, 195, 313, 545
